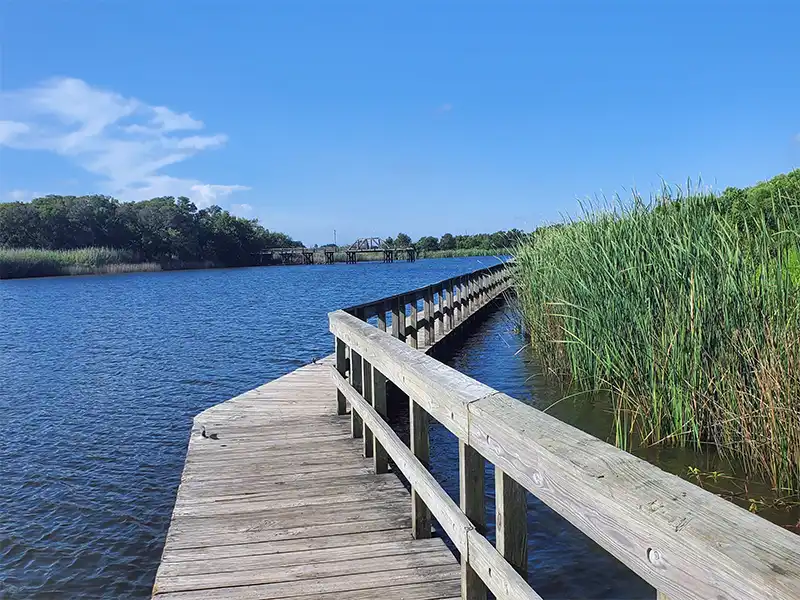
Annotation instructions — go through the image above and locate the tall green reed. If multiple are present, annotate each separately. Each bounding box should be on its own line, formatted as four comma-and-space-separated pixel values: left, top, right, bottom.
514, 186, 800, 492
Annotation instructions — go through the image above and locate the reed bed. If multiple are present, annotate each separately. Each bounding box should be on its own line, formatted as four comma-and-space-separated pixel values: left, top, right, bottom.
0, 247, 155, 279
514, 184, 800, 492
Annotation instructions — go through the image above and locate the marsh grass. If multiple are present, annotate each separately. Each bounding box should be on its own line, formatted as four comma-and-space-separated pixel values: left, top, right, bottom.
514, 187, 800, 492
0, 247, 159, 279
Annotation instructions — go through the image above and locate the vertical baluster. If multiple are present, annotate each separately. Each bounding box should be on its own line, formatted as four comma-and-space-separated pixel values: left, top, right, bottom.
362, 359, 374, 457
447, 279, 454, 331
372, 367, 389, 473
409, 294, 418, 349
410, 398, 431, 538
439, 282, 448, 336
335, 337, 347, 415
424, 286, 434, 346
391, 297, 400, 338
495, 469, 528, 577
455, 277, 462, 323
378, 301, 387, 332
459, 441, 486, 600
349, 349, 363, 438
395, 296, 406, 342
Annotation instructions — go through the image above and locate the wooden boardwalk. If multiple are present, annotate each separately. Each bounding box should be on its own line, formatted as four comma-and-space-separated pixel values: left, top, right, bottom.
154, 262, 800, 600
152, 357, 460, 599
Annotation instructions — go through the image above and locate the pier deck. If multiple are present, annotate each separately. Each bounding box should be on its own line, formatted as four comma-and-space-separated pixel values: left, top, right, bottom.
153, 358, 460, 599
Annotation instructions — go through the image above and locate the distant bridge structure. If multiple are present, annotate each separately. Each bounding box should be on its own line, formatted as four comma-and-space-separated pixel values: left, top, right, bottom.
251, 237, 415, 266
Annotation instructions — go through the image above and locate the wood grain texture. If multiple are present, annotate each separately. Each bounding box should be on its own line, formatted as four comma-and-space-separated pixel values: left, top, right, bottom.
153, 358, 459, 599
459, 440, 487, 600
495, 468, 528, 577
468, 392, 800, 600
411, 397, 432, 539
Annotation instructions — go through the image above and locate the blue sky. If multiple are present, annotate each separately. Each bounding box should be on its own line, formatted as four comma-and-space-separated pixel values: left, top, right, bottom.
2, 1, 799, 245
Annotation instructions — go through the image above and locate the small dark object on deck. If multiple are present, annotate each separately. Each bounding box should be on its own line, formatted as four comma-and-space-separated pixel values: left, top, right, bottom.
201, 426, 219, 440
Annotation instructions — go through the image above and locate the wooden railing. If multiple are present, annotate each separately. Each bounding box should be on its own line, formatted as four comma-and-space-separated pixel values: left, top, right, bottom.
328, 263, 800, 600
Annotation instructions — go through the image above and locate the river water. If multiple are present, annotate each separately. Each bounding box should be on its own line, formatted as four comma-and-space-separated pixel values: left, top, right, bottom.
1, 258, 789, 599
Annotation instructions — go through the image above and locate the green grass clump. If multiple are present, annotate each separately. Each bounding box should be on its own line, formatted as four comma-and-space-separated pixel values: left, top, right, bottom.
0, 247, 148, 279
418, 248, 502, 259
514, 173, 800, 492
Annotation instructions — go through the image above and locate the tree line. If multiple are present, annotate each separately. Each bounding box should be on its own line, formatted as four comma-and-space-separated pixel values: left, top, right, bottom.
0, 195, 302, 266
387, 229, 525, 251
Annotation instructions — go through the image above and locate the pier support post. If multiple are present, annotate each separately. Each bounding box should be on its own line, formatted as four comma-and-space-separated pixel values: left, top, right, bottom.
410, 398, 431, 539
335, 338, 347, 415
349, 349, 363, 438
362, 359, 374, 458
460, 440, 487, 600
495, 468, 528, 578
424, 286, 434, 346
409, 295, 418, 349
377, 301, 387, 332
372, 368, 389, 474
393, 296, 406, 342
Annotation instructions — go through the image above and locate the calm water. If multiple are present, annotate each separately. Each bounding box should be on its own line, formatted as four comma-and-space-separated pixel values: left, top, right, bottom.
3, 258, 777, 599
1, 258, 503, 598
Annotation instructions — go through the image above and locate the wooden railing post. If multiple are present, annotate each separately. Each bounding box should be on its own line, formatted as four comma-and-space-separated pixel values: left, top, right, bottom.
372, 367, 389, 474
460, 440, 487, 600
350, 348, 363, 438
461, 275, 472, 321
335, 337, 347, 415
393, 296, 406, 342
447, 279, 455, 331
495, 468, 528, 578
378, 301, 387, 332
409, 295, 419, 349
424, 286, 434, 346
440, 282, 448, 336
410, 398, 431, 539
362, 358, 374, 458
455, 278, 463, 323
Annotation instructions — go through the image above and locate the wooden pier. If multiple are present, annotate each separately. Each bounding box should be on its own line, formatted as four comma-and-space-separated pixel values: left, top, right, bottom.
154, 263, 800, 600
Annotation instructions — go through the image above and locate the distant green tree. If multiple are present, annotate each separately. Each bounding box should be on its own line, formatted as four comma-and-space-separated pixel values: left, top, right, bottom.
0, 194, 302, 267
439, 233, 456, 250
416, 236, 439, 251
383, 236, 395, 247
395, 232, 412, 247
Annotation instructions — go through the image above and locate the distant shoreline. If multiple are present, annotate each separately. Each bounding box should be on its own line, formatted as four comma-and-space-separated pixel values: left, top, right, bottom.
0, 248, 503, 280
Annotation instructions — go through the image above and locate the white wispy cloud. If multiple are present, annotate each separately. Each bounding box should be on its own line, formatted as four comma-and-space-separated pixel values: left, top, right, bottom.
0, 77, 249, 206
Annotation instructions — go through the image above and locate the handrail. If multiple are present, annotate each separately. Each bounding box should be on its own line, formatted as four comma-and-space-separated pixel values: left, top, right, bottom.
328, 263, 800, 600
343, 260, 508, 320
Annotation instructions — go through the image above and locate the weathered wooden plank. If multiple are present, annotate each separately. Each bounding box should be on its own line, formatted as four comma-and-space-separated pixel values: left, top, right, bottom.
372, 367, 390, 474
410, 397, 432, 539
468, 392, 800, 600
336, 337, 347, 415
409, 294, 419, 349
155, 549, 457, 594
350, 348, 364, 439
362, 358, 374, 458
459, 440, 487, 600
154, 564, 461, 600
424, 286, 435, 346
164, 515, 412, 550
161, 528, 413, 563
495, 468, 528, 578
159, 537, 449, 578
